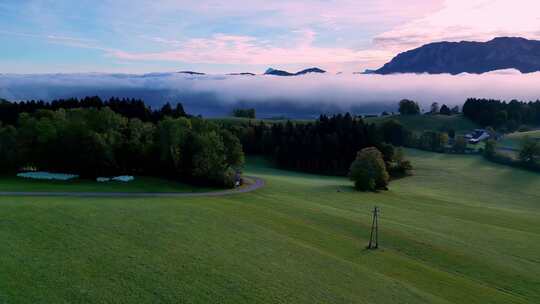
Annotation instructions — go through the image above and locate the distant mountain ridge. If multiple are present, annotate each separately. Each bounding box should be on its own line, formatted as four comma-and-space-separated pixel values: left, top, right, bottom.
374, 37, 540, 75
227, 72, 256, 76
178, 71, 206, 75
265, 67, 326, 76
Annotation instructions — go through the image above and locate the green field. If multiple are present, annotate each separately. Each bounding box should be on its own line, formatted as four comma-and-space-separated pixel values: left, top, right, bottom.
0, 176, 219, 193
499, 130, 540, 149
366, 114, 478, 134
0, 150, 539, 303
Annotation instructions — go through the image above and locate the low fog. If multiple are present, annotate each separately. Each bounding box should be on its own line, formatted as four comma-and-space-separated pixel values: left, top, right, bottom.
1, 70, 540, 118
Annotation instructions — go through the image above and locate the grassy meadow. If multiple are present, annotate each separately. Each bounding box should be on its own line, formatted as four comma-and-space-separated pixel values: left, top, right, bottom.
0, 150, 539, 303
499, 130, 540, 149
0, 176, 219, 193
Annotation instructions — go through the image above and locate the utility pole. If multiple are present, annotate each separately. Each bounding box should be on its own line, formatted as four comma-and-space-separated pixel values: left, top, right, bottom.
367, 206, 379, 249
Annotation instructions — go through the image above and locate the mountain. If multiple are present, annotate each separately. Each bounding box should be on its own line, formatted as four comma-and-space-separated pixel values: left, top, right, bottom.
178, 71, 206, 75
227, 72, 256, 76
264, 67, 326, 76
264, 68, 295, 76
374, 37, 540, 75
295, 67, 326, 75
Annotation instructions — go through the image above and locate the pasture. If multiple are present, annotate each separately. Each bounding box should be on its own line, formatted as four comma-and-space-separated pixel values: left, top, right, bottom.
0, 150, 538, 303
499, 130, 540, 150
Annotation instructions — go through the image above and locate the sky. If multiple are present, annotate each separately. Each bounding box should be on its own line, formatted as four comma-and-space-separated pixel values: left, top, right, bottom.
1, 0, 540, 74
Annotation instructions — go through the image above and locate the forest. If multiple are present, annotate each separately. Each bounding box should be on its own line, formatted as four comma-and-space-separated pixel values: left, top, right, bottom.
463, 98, 540, 130
0, 96, 187, 125
0, 100, 244, 187
225, 113, 410, 176
0, 97, 413, 188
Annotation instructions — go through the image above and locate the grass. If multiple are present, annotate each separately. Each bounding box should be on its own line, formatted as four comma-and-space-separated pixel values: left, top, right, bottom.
0, 176, 219, 193
0, 150, 539, 303
366, 114, 478, 134
499, 130, 540, 150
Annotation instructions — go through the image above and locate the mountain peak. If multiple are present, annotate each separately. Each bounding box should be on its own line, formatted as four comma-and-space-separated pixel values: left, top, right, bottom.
264, 67, 326, 76
374, 36, 540, 75
296, 67, 326, 75
178, 71, 206, 75
264, 68, 294, 76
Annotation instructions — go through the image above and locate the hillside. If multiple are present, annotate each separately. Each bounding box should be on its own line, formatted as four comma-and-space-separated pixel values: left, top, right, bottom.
1, 150, 539, 303
374, 37, 540, 75
499, 129, 540, 149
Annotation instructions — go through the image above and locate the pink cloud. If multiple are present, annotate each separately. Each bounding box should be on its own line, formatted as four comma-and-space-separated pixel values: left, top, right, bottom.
123, 0, 443, 29
111, 32, 393, 71
109, 0, 540, 71
374, 0, 540, 53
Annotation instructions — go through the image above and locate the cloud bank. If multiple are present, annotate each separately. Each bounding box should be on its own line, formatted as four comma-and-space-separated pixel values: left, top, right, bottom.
1, 71, 540, 118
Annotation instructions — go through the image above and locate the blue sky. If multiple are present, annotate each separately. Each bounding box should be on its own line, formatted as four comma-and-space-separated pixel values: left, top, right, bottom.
1, 0, 538, 74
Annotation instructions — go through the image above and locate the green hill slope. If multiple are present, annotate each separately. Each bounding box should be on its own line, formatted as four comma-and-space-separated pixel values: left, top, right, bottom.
0, 150, 538, 303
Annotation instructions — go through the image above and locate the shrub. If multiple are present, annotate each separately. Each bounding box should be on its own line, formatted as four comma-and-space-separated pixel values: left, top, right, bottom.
349, 147, 389, 191
518, 136, 540, 164
388, 148, 413, 177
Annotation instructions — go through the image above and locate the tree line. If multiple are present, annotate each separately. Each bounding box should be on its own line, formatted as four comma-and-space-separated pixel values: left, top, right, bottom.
0, 96, 187, 126
463, 98, 540, 131
232, 108, 256, 119
224, 113, 411, 179
0, 106, 244, 187
397, 99, 460, 116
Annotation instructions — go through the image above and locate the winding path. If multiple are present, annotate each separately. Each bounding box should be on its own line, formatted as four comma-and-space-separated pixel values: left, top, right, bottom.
0, 176, 265, 198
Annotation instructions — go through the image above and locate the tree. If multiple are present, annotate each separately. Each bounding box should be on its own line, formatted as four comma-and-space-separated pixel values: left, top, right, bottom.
191, 131, 227, 184
119, 119, 156, 174
462, 98, 540, 129
494, 110, 508, 127
484, 139, 497, 158
430, 102, 440, 114
232, 108, 256, 119
398, 99, 420, 115
378, 143, 395, 163
453, 136, 467, 153
221, 130, 245, 169
420, 131, 448, 152
157, 117, 191, 175
1, 105, 246, 188
381, 119, 406, 146
0, 124, 18, 171
440, 104, 452, 115
518, 137, 540, 164
175, 103, 187, 117
387, 147, 413, 177
349, 147, 389, 191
